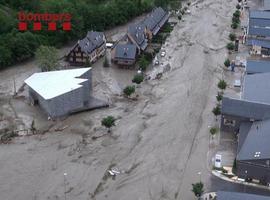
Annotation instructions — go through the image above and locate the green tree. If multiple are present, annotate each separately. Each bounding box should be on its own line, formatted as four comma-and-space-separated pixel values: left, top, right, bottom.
229, 33, 236, 41
101, 116, 116, 133
138, 55, 149, 71
224, 58, 230, 67
218, 80, 227, 90
227, 42, 235, 50
132, 74, 144, 85
210, 127, 218, 139
216, 93, 223, 102
123, 85, 135, 97
36, 45, 59, 72
231, 22, 238, 29
191, 182, 204, 197
212, 105, 221, 119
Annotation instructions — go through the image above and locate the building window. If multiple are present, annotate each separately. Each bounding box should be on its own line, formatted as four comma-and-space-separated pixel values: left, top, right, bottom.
224, 119, 236, 127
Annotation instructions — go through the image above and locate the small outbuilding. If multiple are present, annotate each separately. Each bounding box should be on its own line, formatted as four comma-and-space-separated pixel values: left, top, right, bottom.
111, 44, 137, 65
25, 68, 92, 119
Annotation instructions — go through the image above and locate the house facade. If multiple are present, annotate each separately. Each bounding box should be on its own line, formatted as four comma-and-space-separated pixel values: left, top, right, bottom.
67, 31, 106, 65
25, 68, 92, 119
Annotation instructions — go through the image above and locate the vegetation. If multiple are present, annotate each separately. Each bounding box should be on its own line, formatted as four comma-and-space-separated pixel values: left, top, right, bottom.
232, 158, 237, 174
231, 22, 238, 29
101, 116, 116, 133
233, 10, 241, 18
210, 127, 218, 138
178, 15, 182, 20
218, 80, 227, 90
227, 42, 235, 50
212, 105, 221, 117
191, 182, 204, 197
224, 58, 230, 67
123, 85, 136, 97
229, 33, 236, 41
132, 74, 144, 85
138, 55, 151, 71
216, 93, 223, 102
0, 0, 160, 69
236, 4, 241, 9
36, 45, 59, 72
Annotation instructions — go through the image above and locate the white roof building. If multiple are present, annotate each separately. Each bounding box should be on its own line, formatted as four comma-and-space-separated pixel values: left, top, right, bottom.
24, 68, 91, 100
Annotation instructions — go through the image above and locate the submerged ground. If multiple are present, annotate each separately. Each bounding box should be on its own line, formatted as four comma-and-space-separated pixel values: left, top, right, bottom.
1, 0, 269, 200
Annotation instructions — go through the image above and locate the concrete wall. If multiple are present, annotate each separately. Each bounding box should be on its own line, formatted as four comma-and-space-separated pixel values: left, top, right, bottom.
237, 160, 270, 184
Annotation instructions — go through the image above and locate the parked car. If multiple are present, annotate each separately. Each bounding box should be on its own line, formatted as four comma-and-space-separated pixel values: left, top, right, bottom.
215, 154, 222, 168
161, 50, 166, 57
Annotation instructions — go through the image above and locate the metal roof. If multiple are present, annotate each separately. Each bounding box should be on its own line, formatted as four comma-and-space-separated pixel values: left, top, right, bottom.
247, 38, 270, 49
248, 26, 270, 37
143, 7, 167, 31
217, 191, 270, 200
24, 68, 91, 100
250, 10, 270, 19
114, 44, 136, 60
238, 122, 252, 153
243, 73, 270, 104
263, 0, 270, 10
221, 97, 270, 120
237, 119, 270, 161
128, 22, 148, 50
246, 59, 270, 74
78, 31, 105, 55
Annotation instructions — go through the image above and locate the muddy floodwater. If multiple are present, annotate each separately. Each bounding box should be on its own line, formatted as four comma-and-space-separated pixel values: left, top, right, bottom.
0, 0, 239, 199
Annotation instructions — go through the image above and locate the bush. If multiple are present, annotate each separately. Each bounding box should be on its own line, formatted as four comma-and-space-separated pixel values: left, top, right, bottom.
229, 33, 236, 41
218, 80, 227, 90
191, 182, 204, 197
224, 58, 231, 67
227, 42, 235, 50
123, 85, 135, 97
231, 22, 238, 29
236, 4, 241, 9
234, 10, 241, 18
232, 16, 240, 24
101, 116, 116, 132
178, 15, 182, 20
132, 74, 144, 85
212, 105, 221, 116
210, 127, 218, 137
216, 93, 223, 101
187, 2, 191, 6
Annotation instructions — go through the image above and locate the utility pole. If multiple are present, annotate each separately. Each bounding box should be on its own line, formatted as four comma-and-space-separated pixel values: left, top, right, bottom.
64, 172, 67, 200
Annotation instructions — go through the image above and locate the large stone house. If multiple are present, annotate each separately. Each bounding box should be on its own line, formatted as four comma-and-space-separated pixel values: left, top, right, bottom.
66, 31, 106, 65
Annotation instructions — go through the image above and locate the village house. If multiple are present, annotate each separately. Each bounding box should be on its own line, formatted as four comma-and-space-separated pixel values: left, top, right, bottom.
247, 10, 270, 55
221, 71, 270, 184
66, 31, 106, 65
25, 68, 93, 119
111, 43, 137, 65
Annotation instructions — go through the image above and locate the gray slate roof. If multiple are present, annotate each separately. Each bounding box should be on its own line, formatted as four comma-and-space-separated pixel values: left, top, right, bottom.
248, 11, 270, 37
250, 10, 270, 19
221, 97, 270, 120
237, 119, 270, 160
243, 73, 270, 104
246, 60, 270, 74
114, 44, 136, 60
128, 23, 148, 50
238, 122, 252, 153
78, 31, 105, 55
217, 191, 270, 200
247, 38, 270, 49
143, 7, 169, 35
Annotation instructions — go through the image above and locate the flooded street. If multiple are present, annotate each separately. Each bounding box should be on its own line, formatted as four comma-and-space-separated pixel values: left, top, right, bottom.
0, 0, 239, 199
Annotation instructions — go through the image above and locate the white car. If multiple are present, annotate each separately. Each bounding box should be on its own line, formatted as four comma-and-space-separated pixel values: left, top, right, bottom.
215, 154, 222, 168
161, 51, 166, 57
186, 9, 191, 14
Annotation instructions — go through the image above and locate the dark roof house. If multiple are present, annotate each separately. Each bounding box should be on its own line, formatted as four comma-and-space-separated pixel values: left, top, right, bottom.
143, 7, 170, 35
127, 23, 148, 51
248, 10, 270, 38
112, 44, 137, 65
